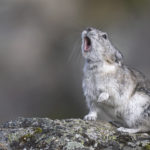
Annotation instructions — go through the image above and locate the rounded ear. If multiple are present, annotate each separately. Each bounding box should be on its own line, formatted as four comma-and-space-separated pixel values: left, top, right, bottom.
115, 50, 123, 65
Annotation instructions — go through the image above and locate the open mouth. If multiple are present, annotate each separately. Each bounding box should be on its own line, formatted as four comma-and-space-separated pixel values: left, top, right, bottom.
84, 36, 91, 52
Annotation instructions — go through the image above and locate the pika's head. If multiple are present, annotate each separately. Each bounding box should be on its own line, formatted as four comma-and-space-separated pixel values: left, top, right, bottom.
81, 27, 123, 64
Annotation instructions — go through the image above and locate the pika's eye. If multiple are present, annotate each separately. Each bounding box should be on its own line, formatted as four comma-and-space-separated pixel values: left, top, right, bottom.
102, 34, 107, 39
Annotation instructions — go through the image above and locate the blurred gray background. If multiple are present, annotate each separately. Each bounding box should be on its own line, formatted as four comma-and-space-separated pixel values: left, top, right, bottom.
0, 0, 150, 122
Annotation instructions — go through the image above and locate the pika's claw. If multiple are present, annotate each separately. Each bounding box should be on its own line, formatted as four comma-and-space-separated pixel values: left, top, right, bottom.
84, 112, 97, 121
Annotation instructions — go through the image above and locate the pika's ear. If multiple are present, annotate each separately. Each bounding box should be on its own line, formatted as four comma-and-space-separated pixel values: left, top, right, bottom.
115, 50, 123, 65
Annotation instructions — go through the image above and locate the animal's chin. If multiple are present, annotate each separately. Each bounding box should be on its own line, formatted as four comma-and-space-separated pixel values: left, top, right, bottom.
82, 53, 100, 62
83, 36, 91, 52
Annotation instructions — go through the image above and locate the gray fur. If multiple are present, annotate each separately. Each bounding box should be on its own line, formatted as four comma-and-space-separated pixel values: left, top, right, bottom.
81, 27, 150, 133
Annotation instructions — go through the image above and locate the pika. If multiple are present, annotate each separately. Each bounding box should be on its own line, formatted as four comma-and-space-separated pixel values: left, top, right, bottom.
82, 27, 150, 133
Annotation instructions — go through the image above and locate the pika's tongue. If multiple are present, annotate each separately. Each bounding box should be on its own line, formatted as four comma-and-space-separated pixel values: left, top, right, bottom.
84, 37, 91, 52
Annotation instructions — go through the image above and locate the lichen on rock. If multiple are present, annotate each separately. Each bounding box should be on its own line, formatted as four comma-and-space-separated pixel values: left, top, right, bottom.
0, 117, 150, 149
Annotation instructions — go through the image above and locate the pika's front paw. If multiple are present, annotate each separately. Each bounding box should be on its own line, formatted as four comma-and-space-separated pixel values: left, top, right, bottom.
97, 92, 109, 103
84, 112, 97, 121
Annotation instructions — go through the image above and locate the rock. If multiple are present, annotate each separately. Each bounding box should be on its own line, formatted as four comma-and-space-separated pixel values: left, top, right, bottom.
0, 118, 150, 149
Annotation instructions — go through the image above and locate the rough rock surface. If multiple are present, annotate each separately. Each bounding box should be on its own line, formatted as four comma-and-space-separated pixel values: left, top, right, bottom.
0, 118, 150, 149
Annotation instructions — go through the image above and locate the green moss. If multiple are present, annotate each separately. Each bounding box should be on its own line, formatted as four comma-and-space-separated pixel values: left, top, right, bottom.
108, 135, 117, 140
143, 144, 150, 150
19, 127, 42, 143
34, 127, 42, 134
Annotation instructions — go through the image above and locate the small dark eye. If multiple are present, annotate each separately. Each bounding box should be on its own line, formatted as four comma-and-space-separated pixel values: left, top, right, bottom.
102, 34, 107, 39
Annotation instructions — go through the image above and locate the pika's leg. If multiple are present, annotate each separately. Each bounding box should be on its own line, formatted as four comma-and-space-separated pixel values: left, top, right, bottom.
84, 103, 97, 121
117, 127, 141, 134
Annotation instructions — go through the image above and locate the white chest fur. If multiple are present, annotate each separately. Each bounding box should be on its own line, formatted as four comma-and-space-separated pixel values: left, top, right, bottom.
83, 62, 128, 122
82, 62, 120, 103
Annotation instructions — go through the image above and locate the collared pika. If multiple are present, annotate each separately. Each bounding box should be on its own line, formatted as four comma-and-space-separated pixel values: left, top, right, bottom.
81, 27, 150, 133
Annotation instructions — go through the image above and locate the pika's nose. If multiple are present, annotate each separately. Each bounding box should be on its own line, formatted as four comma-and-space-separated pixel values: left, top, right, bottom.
86, 27, 92, 32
